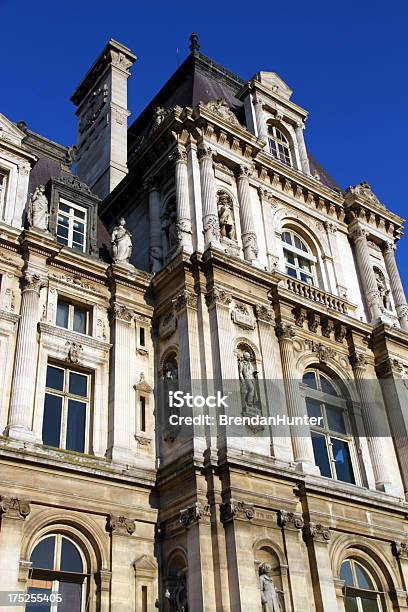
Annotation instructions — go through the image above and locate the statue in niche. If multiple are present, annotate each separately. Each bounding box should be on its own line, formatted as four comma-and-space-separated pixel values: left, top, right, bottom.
162, 356, 179, 442
259, 564, 282, 612
217, 192, 236, 240
28, 185, 49, 230
162, 200, 179, 252
374, 268, 392, 311
111, 217, 132, 264
238, 350, 258, 409
165, 570, 188, 611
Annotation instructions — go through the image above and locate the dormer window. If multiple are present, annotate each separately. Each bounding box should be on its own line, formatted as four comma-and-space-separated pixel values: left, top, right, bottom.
56, 198, 87, 252
268, 125, 292, 166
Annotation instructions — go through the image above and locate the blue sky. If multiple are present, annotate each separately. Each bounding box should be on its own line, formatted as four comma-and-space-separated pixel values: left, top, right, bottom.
1, 0, 407, 287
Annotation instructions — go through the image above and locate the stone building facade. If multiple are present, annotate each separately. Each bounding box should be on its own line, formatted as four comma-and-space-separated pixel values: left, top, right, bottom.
1, 35, 408, 612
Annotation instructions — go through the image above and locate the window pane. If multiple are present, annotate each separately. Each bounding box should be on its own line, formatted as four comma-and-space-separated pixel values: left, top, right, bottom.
360, 597, 380, 612
286, 266, 297, 278
306, 398, 322, 420
139, 327, 146, 346
355, 563, 375, 590
57, 213, 69, 226
59, 581, 83, 612
311, 432, 332, 478
42, 394, 62, 447
284, 250, 295, 265
26, 587, 52, 612
298, 257, 312, 272
326, 405, 347, 434
281, 231, 292, 245
72, 231, 84, 245
73, 307, 87, 334
300, 272, 313, 285
30, 536, 55, 570
56, 301, 69, 329
69, 372, 87, 397
57, 236, 69, 246
303, 371, 317, 389
344, 596, 359, 612
46, 366, 64, 391
320, 377, 337, 396
332, 438, 355, 484
73, 208, 86, 220
60, 538, 83, 573
66, 400, 86, 452
72, 221, 84, 233
57, 225, 69, 239
340, 560, 354, 586
59, 203, 71, 213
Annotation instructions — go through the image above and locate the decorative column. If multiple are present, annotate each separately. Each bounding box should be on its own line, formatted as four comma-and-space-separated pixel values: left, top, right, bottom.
303, 522, 338, 611
6, 272, 46, 442
324, 222, 348, 299
107, 514, 137, 611
392, 541, 408, 609
382, 241, 408, 330
236, 165, 259, 264
197, 146, 221, 249
276, 323, 318, 473
294, 122, 311, 174
252, 97, 268, 143
0, 496, 30, 591
145, 178, 163, 273
277, 511, 310, 612
171, 148, 193, 253
349, 222, 383, 321
350, 351, 393, 492
107, 302, 136, 465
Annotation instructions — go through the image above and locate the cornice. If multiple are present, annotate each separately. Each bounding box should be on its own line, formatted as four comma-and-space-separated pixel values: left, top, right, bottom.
39, 322, 111, 352
236, 79, 308, 122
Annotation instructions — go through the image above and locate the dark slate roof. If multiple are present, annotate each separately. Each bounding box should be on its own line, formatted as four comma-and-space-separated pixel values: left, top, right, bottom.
308, 153, 342, 192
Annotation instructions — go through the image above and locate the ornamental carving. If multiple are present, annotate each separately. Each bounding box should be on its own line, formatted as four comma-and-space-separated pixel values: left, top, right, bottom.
346, 181, 384, 208
303, 522, 331, 543
56, 174, 95, 195
242, 232, 259, 259
49, 272, 104, 297
203, 214, 221, 243
220, 499, 255, 523
0, 496, 30, 519
159, 312, 177, 339
278, 510, 304, 530
202, 99, 241, 127
21, 273, 47, 294
276, 323, 295, 342
232, 303, 256, 330
109, 302, 134, 323
173, 290, 198, 313
321, 319, 334, 338
79, 84, 108, 135
205, 287, 232, 308
255, 305, 274, 324
293, 306, 308, 327
197, 146, 214, 162
307, 312, 320, 333
152, 106, 172, 129
217, 191, 236, 241
349, 352, 368, 370
66, 341, 83, 364
349, 226, 368, 242
169, 148, 187, 164
382, 241, 396, 255
109, 50, 133, 71
334, 323, 347, 343
179, 502, 211, 528
306, 341, 337, 364
107, 514, 135, 535
236, 164, 253, 179
392, 541, 408, 560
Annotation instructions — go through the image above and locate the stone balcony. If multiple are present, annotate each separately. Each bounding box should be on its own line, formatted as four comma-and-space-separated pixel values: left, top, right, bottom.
277, 274, 357, 316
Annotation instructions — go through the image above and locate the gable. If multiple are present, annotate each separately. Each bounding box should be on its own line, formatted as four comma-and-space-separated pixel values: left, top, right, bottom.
255, 72, 293, 100
0, 113, 27, 147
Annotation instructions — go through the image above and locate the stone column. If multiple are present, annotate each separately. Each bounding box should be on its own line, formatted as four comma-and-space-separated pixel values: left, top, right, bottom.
392, 541, 408, 610
350, 351, 393, 492
324, 222, 348, 299
253, 97, 268, 143
294, 122, 311, 174
303, 522, 338, 611
236, 165, 259, 264
6, 272, 46, 442
276, 323, 318, 473
171, 148, 193, 253
349, 223, 383, 321
277, 511, 310, 612
107, 515, 137, 611
0, 496, 30, 593
106, 302, 136, 465
197, 146, 221, 249
145, 178, 163, 273
382, 241, 408, 330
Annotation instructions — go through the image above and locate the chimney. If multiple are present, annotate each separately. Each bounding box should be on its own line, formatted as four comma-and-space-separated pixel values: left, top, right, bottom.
71, 39, 136, 200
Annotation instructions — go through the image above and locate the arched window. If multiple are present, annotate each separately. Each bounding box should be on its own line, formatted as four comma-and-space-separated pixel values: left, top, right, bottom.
27, 534, 88, 611
268, 125, 292, 166
340, 559, 384, 611
281, 230, 316, 285
303, 369, 356, 484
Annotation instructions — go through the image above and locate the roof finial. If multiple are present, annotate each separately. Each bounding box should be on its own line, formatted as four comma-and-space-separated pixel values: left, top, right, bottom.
189, 32, 200, 53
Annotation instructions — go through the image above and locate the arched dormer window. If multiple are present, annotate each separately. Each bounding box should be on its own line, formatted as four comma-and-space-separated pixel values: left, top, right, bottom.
303, 369, 356, 484
340, 559, 384, 611
268, 125, 292, 166
281, 229, 316, 285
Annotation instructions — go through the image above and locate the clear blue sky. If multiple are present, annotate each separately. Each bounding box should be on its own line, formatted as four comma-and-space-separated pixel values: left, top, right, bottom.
1, 0, 407, 288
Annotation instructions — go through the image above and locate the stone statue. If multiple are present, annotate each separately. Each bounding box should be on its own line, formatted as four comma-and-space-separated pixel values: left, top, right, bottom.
259, 564, 282, 612
149, 245, 163, 273
374, 269, 391, 310
218, 193, 236, 240
162, 210, 179, 251
28, 185, 49, 231
165, 571, 188, 611
238, 351, 257, 408
111, 217, 132, 264
384, 289, 392, 311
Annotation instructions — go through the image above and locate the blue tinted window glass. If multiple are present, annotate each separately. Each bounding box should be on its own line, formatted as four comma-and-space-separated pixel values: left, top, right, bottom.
66, 400, 86, 452
46, 366, 64, 391
332, 438, 355, 484
73, 308, 86, 334
42, 394, 62, 448
59, 581, 83, 612
326, 405, 346, 434
30, 536, 55, 570
56, 301, 69, 328
320, 377, 337, 396
60, 538, 83, 573
311, 432, 331, 478
303, 371, 317, 389
26, 587, 52, 612
306, 398, 322, 420
340, 560, 354, 586
355, 562, 374, 590
69, 372, 87, 397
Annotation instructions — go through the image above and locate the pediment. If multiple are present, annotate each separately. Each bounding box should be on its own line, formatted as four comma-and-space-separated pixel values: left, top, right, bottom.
0, 113, 27, 147
133, 554, 157, 571
255, 72, 293, 100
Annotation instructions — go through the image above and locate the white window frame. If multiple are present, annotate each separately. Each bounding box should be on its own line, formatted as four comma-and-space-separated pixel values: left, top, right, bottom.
0, 169, 8, 214
56, 296, 91, 336
281, 229, 317, 286
57, 198, 87, 252
268, 125, 292, 166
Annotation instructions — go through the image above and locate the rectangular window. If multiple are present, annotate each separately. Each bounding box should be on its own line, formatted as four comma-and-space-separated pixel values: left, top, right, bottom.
139, 327, 146, 347
56, 199, 87, 252
56, 298, 90, 335
139, 396, 146, 432
43, 364, 90, 453
142, 586, 148, 612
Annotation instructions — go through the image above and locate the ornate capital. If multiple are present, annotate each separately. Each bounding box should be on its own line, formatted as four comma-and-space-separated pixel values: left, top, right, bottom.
278, 510, 304, 530
109, 302, 134, 323
21, 273, 47, 294
107, 514, 135, 535
143, 176, 159, 192
382, 241, 396, 255
323, 221, 337, 234
349, 226, 368, 242
236, 164, 253, 180
205, 287, 232, 308
169, 148, 187, 165
197, 146, 213, 163
179, 502, 211, 528
220, 499, 255, 523
255, 304, 275, 324
349, 351, 368, 370
303, 522, 331, 543
109, 50, 133, 72
276, 322, 295, 342
392, 541, 408, 560
65, 341, 83, 364
173, 289, 198, 313
293, 306, 308, 327
306, 340, 337, 364
0, 496, 30, 519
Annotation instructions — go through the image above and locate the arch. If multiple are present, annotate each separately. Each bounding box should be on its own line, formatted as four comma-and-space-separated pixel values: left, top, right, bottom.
233, 336, 261, 363
295, 355, 359, 403
166, 547, 188, 574
266, 120, 296, 168
21, 508, 108, 571
252, 537, 287, 569
274, 210, 331, 259
159, 345, 179, 375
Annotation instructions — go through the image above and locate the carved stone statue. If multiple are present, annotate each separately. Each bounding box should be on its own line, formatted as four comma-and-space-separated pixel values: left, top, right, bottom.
238, 351, 257, 408
384, 289, 392, 311
165, 570, 188, 611
217, 192, 236, 240
259, 564, 282, 612
28, 185, 48, 231
374, 269, 391, 311
111, 217, 132, 264
162, 209, 179, 251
